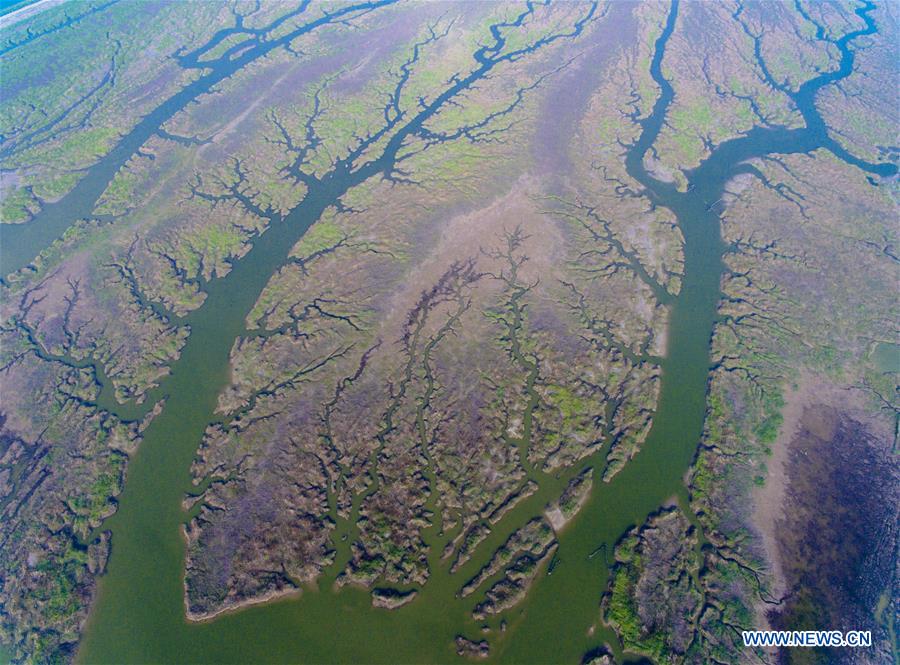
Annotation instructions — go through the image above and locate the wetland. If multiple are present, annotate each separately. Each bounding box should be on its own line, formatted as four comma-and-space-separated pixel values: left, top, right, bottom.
1, 1, 897, 663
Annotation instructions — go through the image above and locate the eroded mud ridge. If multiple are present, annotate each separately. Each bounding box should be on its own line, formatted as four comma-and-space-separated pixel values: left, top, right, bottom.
1, 1, 897, 663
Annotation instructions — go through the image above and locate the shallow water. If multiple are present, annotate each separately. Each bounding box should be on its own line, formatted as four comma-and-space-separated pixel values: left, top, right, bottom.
873, 342, 900, 375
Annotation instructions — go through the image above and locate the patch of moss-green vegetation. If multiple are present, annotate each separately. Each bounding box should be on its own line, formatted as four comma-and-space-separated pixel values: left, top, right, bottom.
602, 509, 700, 663
0, 186, 38, 223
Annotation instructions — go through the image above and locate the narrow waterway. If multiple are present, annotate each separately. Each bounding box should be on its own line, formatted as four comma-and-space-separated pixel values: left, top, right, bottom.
498, 2, 896, 662
0, 0, 396, 277
5, 0, 892, 662
72, 5, 608, 662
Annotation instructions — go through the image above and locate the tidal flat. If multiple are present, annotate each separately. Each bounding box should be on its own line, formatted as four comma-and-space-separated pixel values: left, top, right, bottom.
0, 1, 897, 663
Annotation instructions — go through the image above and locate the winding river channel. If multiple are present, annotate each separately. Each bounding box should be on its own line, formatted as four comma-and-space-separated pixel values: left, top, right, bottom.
3, 0, 895, 662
